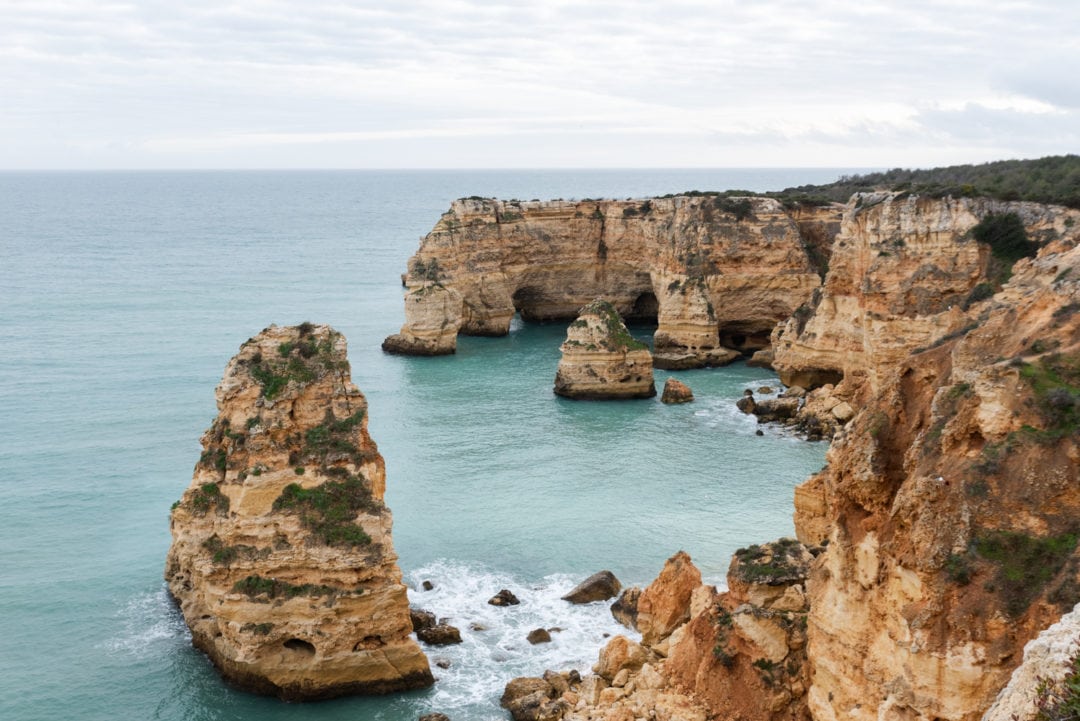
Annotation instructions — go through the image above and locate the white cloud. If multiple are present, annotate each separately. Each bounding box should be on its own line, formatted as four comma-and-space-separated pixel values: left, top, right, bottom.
0, 0, 1076, 167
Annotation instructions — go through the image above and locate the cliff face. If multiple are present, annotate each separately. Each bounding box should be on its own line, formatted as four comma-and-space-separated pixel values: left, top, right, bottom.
165, 324, 432, 700
773, 193, 1075, 392
553, 299, 656, 399
790, 203, 1080, 720
385, 196, 836, 367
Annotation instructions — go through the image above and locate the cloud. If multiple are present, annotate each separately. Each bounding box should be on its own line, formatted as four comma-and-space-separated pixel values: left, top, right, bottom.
0, 0, 1077, 167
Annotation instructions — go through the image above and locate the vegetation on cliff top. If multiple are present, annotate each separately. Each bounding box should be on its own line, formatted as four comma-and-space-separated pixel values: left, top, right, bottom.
273, 474, 376, 547
245, 324, 348, 400
577, 299, 648, 352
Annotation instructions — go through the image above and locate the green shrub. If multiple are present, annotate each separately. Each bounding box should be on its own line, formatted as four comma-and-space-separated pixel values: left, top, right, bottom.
1035, 652, 1080, 720
972, 212, 1038, 265
273, 475, 376, 547
232, 575, 341, 601
188, 482, 229, 516
973, 530, 1078, 617
962, 282, 994, 309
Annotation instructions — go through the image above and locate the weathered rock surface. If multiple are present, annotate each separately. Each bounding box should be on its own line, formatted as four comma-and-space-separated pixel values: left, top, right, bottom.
636, 551, 702, 647
527, 628, 553, 645
386, 196, 835, 367
660, 378, 694, 403
788, 201, 1080, 720
382, 283, 463, 356
562, 570, 622, 604
165, 324, 432, 700
982, 603, 1080, 721
610, 587, 641, 630
553, 300, 655, 400
416, 623, 462, 646
489, 589, 520, 606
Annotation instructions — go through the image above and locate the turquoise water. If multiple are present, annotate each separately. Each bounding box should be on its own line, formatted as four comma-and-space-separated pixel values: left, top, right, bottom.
0, 170, 834, 721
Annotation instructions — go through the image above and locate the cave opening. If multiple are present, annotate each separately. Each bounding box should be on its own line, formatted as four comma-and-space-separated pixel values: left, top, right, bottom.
626, 291, 659, 324
283, 638, 316, 655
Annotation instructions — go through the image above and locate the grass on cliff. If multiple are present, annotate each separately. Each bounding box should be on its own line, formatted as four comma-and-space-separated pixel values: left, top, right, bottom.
245, 327, 347, 400
732, 538, 808, 584
273, 474, 376, 547
232, 575, 344, 601
949, 530, 1079, 617
580, 299, 648, 351
1019, 354, 1080, 438
185, 482, 229, 516
300, 409, 374, 468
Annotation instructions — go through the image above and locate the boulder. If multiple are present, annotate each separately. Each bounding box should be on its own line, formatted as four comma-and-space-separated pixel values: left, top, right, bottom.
610, 586, 641, 629
831, 401, 855, 422
554, 299, 655, 400
562, 570, 622, 604
488, 589, 520, 606
636, 550, 702, 647
751, 396, 800, 423
661, 378, 695, 403
594, 635, 649, 682
736, 392, 756, 414
417, 623, 462, 646
419, 714, 451, 721
527, 628, 552, 644
747, 348, 775, 369
410, 608, 437, 632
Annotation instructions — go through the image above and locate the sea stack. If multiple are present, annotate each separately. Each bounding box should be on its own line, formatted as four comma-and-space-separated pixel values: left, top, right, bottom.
554, 299, 656, 399
165, 323, 433, 700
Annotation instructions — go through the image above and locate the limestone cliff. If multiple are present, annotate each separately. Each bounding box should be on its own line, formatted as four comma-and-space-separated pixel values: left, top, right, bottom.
554, 299, 655, 400
385, 196, 835, 367
789, 203, 1080, 720
165, 324, 432, 700
773, 192, 1077, 392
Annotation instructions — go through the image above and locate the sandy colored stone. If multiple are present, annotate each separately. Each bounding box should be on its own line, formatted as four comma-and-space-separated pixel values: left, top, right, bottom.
594, 636, 649, 682
660, 378, 694, 403
554, 300, 655, 399
636, 551, 702, 648
165, 324, 432, 700
386, 196, 830, 367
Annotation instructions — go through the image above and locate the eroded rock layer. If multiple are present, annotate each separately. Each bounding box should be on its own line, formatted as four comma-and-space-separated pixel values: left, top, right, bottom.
554, 300, 655, 399
386, 196, 835, 366
165, 324, 432, 700
788, 201, 1080, 720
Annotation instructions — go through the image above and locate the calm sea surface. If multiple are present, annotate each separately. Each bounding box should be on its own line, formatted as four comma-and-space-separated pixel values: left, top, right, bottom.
0, 169, 843, 721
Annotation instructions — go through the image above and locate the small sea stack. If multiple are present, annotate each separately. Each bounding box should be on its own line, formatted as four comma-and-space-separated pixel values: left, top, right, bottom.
165, 323, 432, 700
553, 299, 656, 400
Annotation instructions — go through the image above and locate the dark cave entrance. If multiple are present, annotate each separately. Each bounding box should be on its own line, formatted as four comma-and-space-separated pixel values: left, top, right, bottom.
625, 291, 659, 323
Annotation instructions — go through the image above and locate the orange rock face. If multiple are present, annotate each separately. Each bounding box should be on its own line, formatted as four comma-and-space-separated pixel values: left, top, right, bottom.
385, 196, 834, 367
165, 324, 432, 700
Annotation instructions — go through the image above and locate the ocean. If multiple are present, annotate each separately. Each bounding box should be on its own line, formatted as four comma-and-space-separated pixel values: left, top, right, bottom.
0, 169, 842, 721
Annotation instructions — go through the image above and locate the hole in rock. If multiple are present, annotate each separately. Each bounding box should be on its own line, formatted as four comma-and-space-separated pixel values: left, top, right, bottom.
626, 291, 659, 323
283, 638, 316, 655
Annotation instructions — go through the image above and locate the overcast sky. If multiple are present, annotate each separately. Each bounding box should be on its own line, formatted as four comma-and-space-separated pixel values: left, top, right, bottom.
1, 0, 1077, 169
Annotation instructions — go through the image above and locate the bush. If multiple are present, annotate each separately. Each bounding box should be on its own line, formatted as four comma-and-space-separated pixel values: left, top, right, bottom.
973, 530, 1078, 617
273, 475, 376, 547
971, 212, 1038, 265
1036, 652, 1080, 720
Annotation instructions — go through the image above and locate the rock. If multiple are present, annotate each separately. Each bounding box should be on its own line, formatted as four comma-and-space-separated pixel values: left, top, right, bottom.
469, 622, 488, 631
782, 384, 807, 398
661, 378, 694, 403
755, 429, 764, 436
610, 586, 641, 629
417, 624, 462, 646
554, 300, 656, 400
543, 669, 570, 695
757, 385, 774, 394
747, 348, 775, 369
419, 714, 451, 721
830, 401, 854, 422
636, 551, 703, 647
502, 677, 564, 721
410, 608, 437, 632
434, 658, 452, 669
382, 283, 462, 356
386, 196, 825, 367
489, 589, 520, 606
751, 396, 799, 423
422, 580, 435, 591
527, 628, 553, 645
594, 635, 649, 681
611, 668, 630, 688
562, 570, 622, 604
736, 393, 756, 414
164, 324, 432, 701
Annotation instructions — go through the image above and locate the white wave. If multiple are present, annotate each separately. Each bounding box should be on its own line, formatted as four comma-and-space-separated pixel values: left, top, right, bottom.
405, 559, 635, 711
104, 584, 189, 658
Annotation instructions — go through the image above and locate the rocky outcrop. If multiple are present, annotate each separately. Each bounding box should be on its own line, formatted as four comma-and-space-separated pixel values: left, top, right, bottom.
791, 207, 1080, 720
553, 300, 655, 400
165, 324, 432, 700
660, 378, 694, 403
385, 196, 836, 367
982, 602, 1080, 721
772, 193, 1078, 392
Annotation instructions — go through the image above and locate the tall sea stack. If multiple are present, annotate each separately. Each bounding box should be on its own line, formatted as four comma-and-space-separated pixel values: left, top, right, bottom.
165, 323, 432, 700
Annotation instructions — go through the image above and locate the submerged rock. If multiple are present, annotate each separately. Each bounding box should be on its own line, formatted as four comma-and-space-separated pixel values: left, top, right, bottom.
417, 623, 462, 646
554, 299, 656, 400
165, 324, 432, 701
562, 570, 622, 604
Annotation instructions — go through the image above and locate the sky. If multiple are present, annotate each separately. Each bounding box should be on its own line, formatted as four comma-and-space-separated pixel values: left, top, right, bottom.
1, 0, 1077, 169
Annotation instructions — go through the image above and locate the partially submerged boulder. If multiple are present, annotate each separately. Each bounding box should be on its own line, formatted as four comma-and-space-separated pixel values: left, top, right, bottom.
562, 570, 622, 604
660, 378, 694, 404
554, 299, 656, 400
